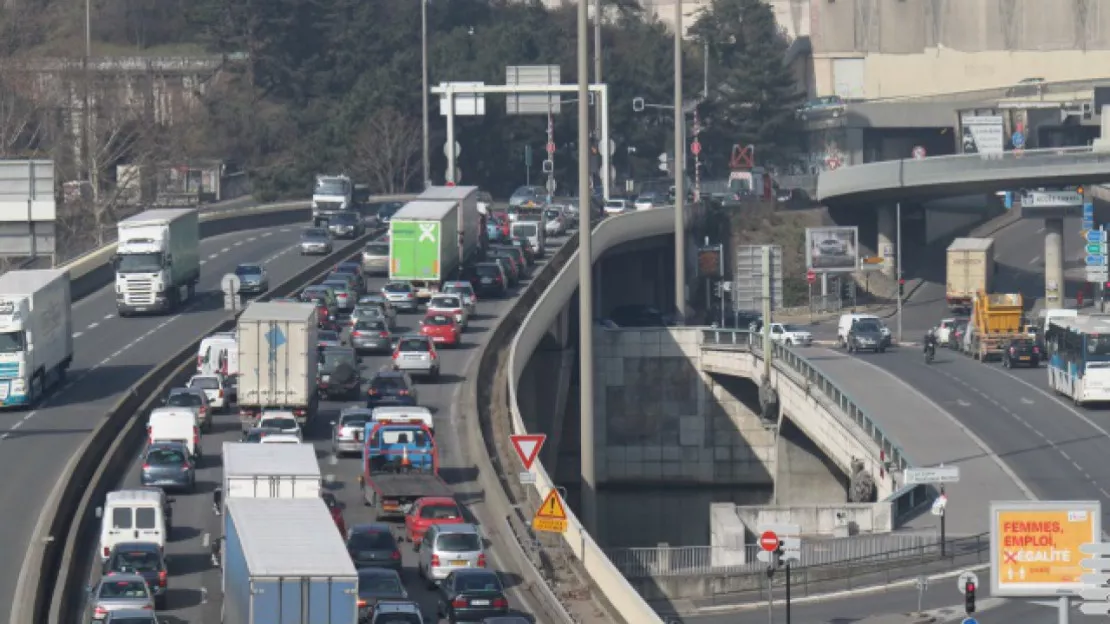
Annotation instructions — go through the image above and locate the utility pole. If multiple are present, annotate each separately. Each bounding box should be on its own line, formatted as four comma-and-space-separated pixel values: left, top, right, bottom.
546, 111, 555, 202
576, 0, 597, 537
593, 0, 603, 137
421, 0, 431, 188
896, 202, 903, 344
693, 107, 701, 202
82, 0, 92, 184
673, 0, 686, 324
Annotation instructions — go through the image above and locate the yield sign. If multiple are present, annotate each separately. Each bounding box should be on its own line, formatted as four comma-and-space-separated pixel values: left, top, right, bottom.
510, 434, 546, 470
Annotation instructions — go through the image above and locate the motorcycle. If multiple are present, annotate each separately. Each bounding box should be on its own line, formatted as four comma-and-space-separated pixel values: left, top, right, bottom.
924, 342, 936, 364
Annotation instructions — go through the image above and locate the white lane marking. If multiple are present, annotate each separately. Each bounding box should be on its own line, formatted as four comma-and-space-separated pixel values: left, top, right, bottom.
280, 228, 292, 233
1029, 255, 1041, 265
87, 322, 99, 330
233, 241, 243, 247
221, 247, 230, 253
104, 314, 115, 320
956, 399, 971, 407
1021, 397, 1034, 404
1038, 227, 1045, 233
261, 232, 272, 238
72, 332, 83, 339
247, 237, 257, 242
208, 253, 218, 260
200, 260, 207, 266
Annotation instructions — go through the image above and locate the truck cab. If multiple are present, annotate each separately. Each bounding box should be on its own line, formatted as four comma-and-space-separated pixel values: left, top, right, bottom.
313, 174, 354, 225
113, 209, 200, 316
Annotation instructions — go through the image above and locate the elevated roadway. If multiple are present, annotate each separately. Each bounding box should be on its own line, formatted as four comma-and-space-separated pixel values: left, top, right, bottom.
817, 146, 1110, 206
80, 227, 579, 622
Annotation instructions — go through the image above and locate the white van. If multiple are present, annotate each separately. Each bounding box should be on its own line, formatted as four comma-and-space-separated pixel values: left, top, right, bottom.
97, 489, 167, 561
198, 331, 238, 377
147, 407, 200, 458
511, 220, 545, 256
371, 405, 435, 434
837, 313, 891, 347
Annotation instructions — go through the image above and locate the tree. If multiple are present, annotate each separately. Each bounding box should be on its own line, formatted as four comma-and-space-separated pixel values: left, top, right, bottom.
352, 108, 421, 195
691, 0, 802, 167
0, 63, 50, 157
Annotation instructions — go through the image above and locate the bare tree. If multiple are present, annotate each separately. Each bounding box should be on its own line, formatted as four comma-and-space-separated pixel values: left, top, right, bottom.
0, 62, 49, 157
352, 108, 421, 194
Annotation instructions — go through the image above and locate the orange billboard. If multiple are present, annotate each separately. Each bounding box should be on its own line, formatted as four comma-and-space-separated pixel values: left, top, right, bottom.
991, 501, 1101, 597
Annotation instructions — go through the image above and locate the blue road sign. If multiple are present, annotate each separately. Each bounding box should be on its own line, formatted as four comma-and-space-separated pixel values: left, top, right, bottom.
962, 618, 977, 624
265, 324, 286, 364
1085, 202, 1096, 216
1089, 230, 1106, 243
1012, 132, 1025, 148
1087, 255, 1107, 266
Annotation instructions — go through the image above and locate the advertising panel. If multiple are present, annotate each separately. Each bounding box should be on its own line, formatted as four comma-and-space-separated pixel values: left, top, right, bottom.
805, 226, 858, 273
990, 500, 1101, 597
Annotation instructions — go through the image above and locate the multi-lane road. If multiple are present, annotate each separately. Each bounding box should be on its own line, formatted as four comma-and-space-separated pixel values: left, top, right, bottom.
75, 225, 576, 622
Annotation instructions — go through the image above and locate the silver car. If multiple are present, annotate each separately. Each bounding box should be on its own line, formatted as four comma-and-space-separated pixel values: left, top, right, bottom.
350, 318, 393, 354
382, 282, 419, 313
86, 573, 156, 620
140, 441, 195, 492
442, 281, 476, 315
322, 279, 355, 312
300, 227, 333, 255
362, 241, 390, 276
350, 304, 394, 331
418, 523, 487, 585
332, 407, 372, 456
234, 263, 269, 294
357, 294, 397, 324
392, 335, 440, 380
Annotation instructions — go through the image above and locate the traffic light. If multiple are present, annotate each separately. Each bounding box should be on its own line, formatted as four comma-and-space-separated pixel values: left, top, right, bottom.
898, 278, 905, 298
964, 581, 976, 613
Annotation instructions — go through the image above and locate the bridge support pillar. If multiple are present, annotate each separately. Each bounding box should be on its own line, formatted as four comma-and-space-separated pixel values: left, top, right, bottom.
877, 205, 896, 279
1045, 217, 1065, 309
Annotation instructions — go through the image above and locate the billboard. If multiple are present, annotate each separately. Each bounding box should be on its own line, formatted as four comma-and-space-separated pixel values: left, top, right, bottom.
805, 226, 858, 273
0, 160, 56, 259
733, 245, 782, 312
697, 245, 723, 278
990, 500, 1101, 597
960, 114, 1004, 155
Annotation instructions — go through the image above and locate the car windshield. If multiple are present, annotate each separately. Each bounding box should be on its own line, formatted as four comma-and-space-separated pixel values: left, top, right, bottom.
545, 210, 561, 219
167, 393, 201, 408
316, 179, 350, 195
360, 294, 387, 303
303, 288, 329, 299
437, 533, 481, 552
262, 416, 297, 430
235, 265, 262, 276
356, 307, 384, 319
1012, 339, 1035, 348
146, 447, 186, 465
323, 281, 349, 292
455, 571, 502, 591
783, 325, 806, 332
378, 203, 401, 217
432, 297, 461, 308
189, 377, 219, 390
372, 376, 407, 391
303, 228, 328, 239
98, 579, 149, 599
855, 321, 881, 333
444, 284, 471, 295
349, 529, 394, 550
513, 224, 537, 236
384, 283, 410, 293
244, 429, 276, 443
399, 338, 430, 352
424, 315, 453, 326
111, 550, 161, 573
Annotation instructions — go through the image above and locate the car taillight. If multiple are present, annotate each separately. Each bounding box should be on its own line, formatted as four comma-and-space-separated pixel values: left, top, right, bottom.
398, 389, 409, 396
218, 389, 224, 398
1034, 347, 1041, 354
379, 331, 389, 338
103, 547, 110, 558
452, 597, 467, 608
431, 554, 440, 567
200, 406, 207, 415
391, 550, 401, 560
392, 351, 399, 360
368, 388, 378, 395
357, 599, 368, 607
294, 408, 306, 417
1010, 347, 1016, 353
142, 463, 150, 470
94, 606, 108, 616
478, 553, 487, 567
158, 570, 167, 587
493, 597, 509, 608
194, 427, 200, 446
351, 331, 362, 338
429, 350, 437, 360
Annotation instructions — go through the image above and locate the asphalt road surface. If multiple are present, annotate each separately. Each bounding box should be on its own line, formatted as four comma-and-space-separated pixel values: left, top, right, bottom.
81, 229, 574, 622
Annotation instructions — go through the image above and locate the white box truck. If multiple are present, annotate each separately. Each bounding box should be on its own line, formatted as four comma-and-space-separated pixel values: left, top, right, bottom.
946, 237, 996, 314
237, 301, 319, 431
113, 208, 200, 316
220, 442, 321, 514
0, 269, 73, 407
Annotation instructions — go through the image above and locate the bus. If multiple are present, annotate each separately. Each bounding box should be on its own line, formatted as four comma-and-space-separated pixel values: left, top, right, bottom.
1044, 315, 1110, 405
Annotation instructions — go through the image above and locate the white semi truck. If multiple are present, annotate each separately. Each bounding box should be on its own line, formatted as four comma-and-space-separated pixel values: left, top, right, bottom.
0, 269, 73, 407
312, 174, 354, 226
113, 208, 200, 316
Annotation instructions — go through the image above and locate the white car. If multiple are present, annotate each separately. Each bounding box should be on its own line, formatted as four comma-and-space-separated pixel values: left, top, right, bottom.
427, 294, 468, 329
768, 323, 813, 347
258, 411, 303, 439
259, 433, 302, 445
936, 318, 960, 344
186, 375, 228, 413
604, 199, 630, 216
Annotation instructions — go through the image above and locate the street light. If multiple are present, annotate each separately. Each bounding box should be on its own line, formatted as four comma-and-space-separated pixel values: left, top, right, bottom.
421, 0, 431, 188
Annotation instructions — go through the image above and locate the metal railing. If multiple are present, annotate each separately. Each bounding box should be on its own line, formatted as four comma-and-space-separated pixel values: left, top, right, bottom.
699, 328, 914, 486
605, 532, 947, 579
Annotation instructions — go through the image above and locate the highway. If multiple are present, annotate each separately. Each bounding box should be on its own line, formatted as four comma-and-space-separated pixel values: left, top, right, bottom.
4, 220, 366, 616
79, 227, 575, 622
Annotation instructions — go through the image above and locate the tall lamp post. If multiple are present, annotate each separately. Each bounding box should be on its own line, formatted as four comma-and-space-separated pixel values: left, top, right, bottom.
576, 0, 597, 537
421, 0, 432, 188
82, 0, 92, 183
673, 0, 686, 324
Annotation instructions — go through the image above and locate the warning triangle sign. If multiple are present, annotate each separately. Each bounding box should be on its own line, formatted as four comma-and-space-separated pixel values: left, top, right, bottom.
510, 434, 546, 470
535, 489, 568, 521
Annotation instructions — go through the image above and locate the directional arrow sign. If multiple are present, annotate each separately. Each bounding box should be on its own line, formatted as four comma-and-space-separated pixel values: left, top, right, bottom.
1080, 572, 1110, 585
1087, 244, 1106, 254
1079, 602, 1110, 616
1081, 558, 1110, 570
1086, 202, 1096, 216
1088, 230, 1106, 243
904, 466, 961, 484
1087, 255, 1107, 266
1079, 587, 1110, 601
1080, 543, 1110, 555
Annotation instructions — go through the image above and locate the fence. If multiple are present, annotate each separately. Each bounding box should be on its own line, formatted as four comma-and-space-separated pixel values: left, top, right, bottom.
605, 531, 948, 579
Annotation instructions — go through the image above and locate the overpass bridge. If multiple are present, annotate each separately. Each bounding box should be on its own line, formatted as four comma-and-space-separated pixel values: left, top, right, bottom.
504, 209, 939, 618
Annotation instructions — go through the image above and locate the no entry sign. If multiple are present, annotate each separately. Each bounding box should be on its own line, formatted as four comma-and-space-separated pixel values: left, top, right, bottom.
760, 530, 779, 552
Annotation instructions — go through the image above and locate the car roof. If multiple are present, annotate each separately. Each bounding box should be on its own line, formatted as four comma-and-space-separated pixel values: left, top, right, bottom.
351, 522, 393, 534
374, 600, 421, 613
432, 522, 479, 535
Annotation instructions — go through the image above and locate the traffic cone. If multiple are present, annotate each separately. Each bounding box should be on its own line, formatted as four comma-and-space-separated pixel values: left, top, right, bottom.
401, 446, 411, 468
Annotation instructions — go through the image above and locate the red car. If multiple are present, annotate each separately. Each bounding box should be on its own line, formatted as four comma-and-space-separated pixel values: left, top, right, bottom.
404, 496, 465, 545
491, 211, 511, 238
419, 313, 460, 347
322, 491, 346, 534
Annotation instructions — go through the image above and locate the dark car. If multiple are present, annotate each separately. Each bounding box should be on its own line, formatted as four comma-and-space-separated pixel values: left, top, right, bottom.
357, 567, 409, 619
847, 319, 886, 353
490, 256, 518, 286
102, 542, 169, 610
140, 441, 195, 492
370, 600, 426, 624
948, 319, 969, 350
1003, 337, 1041, 368
509, 237, 536, 266
348, 523, 403, 572
242, 426, 283, 443
494, 246, 529, 278
333, 261, 366, 292
351, 319, 393, 354
377, 202, 403, 224
471, 263, 508, 297
367, 370, 418, 408
437, 569, 510, 623
328, 210, 365, 239
318, 346, 362, 400
608, 304, 666, 328
481, 617, 532, 623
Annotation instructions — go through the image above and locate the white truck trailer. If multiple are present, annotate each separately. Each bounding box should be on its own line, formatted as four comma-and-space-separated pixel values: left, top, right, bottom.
237, 301, 319, 431
220, 442, 321, 514
113, 208, 200, 315
0, 269, 73, 407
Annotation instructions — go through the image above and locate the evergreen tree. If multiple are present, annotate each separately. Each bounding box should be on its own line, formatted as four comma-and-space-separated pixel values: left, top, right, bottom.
691, 0, 801, 167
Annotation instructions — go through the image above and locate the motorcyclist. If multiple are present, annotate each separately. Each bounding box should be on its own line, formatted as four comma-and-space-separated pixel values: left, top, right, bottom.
923, 327, 939, 355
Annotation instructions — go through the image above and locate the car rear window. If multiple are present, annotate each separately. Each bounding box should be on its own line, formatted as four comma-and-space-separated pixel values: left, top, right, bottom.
112, 508, 132, 529
146, 447, 185, 465
113, 550, 161, 573
356, 320, 386, 331
436, 533, 480, 552
99, 580, 149, 598
384, 283, 410, 293
476, 265, 500, 277
372, 376, 407, 391
348, 529, 395, 550
167, 393, 201, 407
420, 504, 461, 520
366, 243, 389, 255
424, 315, 452, 326
135, 507, 157, 529
190, 377, 219, 390
399, 338, 430, 352
456, 571, 502, 591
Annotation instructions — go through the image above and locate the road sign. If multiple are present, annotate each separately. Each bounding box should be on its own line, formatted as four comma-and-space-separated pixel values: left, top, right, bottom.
443, 140, 461, 157
1087, 255, 1106, 266
691, 140, 701, 156
1085, 202, 1095, 217
1088, 230, 1106, 243
759, 531, 779, 551
221, 274, 242, 311
961, 619, 978, 624
518, 471, 535, 485
1079, 587, 1110, 601
806, 269, 816, 284
510, 434, 546, 470
990, 500, 1101, 597
957, 571, 979, 594
1080, 602, 1110, 615
532, 489, 568, 533
546, 142, 556, 155
912, 145, 926, 159
1012, 131, 1025, 148
904, 466, 961, 485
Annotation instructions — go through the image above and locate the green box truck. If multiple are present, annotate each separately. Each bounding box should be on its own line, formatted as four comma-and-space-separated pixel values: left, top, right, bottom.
389, 193, 480, 300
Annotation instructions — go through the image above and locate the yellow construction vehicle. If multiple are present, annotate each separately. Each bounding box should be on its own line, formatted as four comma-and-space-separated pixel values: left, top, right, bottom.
967, 291, 1025, 361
